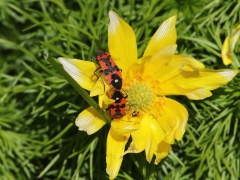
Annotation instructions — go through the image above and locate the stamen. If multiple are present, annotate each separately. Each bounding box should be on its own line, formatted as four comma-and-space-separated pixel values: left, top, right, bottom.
127, 83, 154, 112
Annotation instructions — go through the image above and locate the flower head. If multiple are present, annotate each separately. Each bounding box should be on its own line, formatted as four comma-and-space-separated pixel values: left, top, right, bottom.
58, 11, 238, 179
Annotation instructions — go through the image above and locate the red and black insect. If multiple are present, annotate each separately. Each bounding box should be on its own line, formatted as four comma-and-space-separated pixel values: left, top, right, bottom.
95, 50, 122, 91
106, 90, 126, 119
107, 103, 126, 119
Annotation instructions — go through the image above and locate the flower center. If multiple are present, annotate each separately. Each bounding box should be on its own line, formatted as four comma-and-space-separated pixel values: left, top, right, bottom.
127, 83, 154, 112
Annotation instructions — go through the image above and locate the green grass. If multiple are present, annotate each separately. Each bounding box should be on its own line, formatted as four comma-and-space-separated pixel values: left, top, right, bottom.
0, 0, 240, 179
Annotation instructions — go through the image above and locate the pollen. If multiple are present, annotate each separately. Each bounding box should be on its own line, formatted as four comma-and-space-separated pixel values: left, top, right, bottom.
127, 83, 154, 112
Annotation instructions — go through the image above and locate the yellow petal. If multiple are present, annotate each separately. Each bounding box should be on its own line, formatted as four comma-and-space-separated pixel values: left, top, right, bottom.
222, 25, 240, 65
106, 128, 130, 179
157, 98, 188, 144
108, 11, 138, 75
127, 56, 150, 80
143, 45, 177, 76
155, 54, 205, 82
154, 141, 172, 164
75, 107, 106, 135
158, 55, 238, 99
58, 58, 98, 91
100, 93, 115, 109
90, 76, 111, 97
146, 115, 166, 162
125, 115, 149, 155
125, 114, 165, 163
222, 37, 232, 65
161, 82, 213, 100
111, 119, 138, 135
98, 94, 104, 108
173, 69, 238, 92
144, 16, 177, 57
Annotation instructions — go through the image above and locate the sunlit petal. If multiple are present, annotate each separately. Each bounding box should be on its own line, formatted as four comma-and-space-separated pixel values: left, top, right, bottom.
75, 107, 106, 135
125, 115, 149, 155
144, 16, 177, 57
221, 25, 240, 65
90, 77, 111, 97
222, 37, 232, 65
58, 58, 98, 91
143, 45, 177, 76
155, 54, 205, 81
176, 69, 238, 90
127, 56, 150, 80
146, 115, 166, 162
156, 54, 238, 99
100, 93, 115, 110
160, 81, 213, 100
154, 141, 172, 165
125, 114, 165, 163
111, 118, 138, 135
106, 128, 130, 179
157, 98, 188, 144
108, 11, 138, 75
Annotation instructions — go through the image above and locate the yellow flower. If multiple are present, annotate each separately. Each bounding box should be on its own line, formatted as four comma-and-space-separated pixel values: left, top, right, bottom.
58, 11, 238, 179
222, 25, 240, 65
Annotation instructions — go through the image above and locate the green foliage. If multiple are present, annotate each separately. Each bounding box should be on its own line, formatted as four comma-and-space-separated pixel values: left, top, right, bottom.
0, 0, 239, 179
